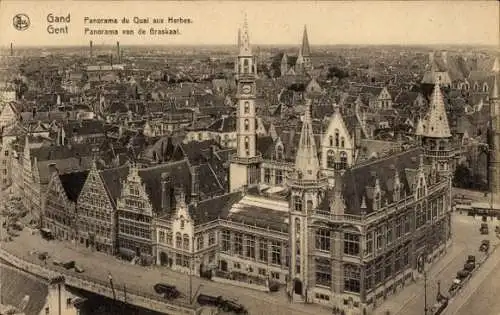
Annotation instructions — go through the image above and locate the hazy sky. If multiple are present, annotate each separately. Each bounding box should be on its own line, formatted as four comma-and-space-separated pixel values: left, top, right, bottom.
0, 1, 498, 47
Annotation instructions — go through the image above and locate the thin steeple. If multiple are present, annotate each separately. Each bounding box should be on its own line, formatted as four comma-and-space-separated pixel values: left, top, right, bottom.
422, 80, 451, 138
491, 74, 499, 100
295, 99, 320, 180
237, 28, 241, 49
239, 14, 252, 56
301, 25, 311, 57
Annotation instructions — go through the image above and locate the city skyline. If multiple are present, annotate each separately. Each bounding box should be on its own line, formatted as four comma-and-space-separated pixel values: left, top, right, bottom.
0, 1, 498, 47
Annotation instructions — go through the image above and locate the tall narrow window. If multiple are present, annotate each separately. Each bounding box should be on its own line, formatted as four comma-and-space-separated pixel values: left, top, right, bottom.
294, 196, 302, 211
329, 135, 333, 147
244, 101, 250, 114
244, 119, 249, 131
339, 151, 348, 169
327, 150, 335, 168
341, 137, 345, 148
335, 129, 340, 147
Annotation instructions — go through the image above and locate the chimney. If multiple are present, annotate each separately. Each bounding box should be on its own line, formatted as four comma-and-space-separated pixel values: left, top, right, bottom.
191, 166, 200, 203
10, 43, 13, 57
89, 40, 93, 58
116, 41, 120, 63
161, 172, 172, 213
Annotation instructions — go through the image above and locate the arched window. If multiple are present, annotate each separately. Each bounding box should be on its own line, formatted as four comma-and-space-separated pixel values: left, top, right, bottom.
341, 137, 345, 148
294, 196, 302, 211
329, 135, 333, 147
339, 151, 348, 169
244, 136, 249, 151
374, 192, 381, 210
335, 129, 340, 147
306, 200, 313, 211
243, 59, 250, 74
175, 232, 182, 248
244, 119, 249, 131
244, 102, 250, 114
483, 84, 488, 92
327, 150, 335, 168
183, 234, 190, 250
276, 145, 284, 160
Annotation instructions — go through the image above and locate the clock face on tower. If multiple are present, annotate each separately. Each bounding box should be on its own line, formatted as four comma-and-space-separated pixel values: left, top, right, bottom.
241, 84, 252, 94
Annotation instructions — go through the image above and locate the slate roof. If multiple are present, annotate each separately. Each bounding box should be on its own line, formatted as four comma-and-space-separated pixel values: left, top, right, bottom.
37, 157, 93, 185
187, 192, 242, 224
227, 202, 289, 232
137, 161, 193, 215
206, 116, 237, 133
59, 171, 90, 202
100, 164, 130, 205
339, 147, 422, 215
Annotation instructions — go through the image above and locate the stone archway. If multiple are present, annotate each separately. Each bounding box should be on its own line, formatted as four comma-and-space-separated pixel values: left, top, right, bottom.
160, 252, 168, 266
294, 278, 303, 295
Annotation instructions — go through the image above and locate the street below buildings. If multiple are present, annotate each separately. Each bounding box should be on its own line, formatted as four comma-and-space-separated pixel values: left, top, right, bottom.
374, 213, 500, 315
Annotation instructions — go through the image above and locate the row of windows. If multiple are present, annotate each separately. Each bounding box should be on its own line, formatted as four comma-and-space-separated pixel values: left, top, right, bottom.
263, 168, 284, 185
328, 131, 346, 148
366, 215, 412, 255
119, 222, 151, 240
78, 205, 112, 222
365, 245, 410, 291
221, 230, 283, 265
78, 222, 112, 238
315, 230, 360, 256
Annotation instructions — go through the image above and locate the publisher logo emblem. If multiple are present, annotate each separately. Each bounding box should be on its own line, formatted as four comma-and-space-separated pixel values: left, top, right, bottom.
13, 14, 30, 31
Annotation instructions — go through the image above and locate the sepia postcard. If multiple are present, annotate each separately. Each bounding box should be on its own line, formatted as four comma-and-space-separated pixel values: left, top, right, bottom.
0, 1, 499, 315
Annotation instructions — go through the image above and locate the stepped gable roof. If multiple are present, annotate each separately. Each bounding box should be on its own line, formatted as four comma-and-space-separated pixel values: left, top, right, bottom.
340, 147, 422, 215
99, 164, 130, 205
188, 192, 242, 224
59, 171, 90, 202
0, 265, 49, 315
137, 160, 192, 214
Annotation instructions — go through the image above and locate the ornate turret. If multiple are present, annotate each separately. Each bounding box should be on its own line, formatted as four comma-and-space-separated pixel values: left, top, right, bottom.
294, 100, 320, 181
421, 80, 453, 177
288, 100, 327, 301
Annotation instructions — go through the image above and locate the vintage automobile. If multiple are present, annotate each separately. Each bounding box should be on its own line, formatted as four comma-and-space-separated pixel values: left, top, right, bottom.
197, 294, 224, 307
153, 283, 181, 299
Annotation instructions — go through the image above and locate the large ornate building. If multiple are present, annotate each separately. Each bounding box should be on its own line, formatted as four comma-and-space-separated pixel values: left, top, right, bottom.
34, 17, 455, 315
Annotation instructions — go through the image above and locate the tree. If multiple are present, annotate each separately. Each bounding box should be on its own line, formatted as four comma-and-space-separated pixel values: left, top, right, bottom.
453, 164, 472, 188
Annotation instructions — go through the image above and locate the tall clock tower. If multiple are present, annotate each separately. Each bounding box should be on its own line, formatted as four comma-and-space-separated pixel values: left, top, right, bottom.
229, 16, 262, 192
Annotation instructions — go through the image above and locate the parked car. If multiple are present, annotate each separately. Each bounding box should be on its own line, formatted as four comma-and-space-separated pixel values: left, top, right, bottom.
74, 265, 84, 273
456, 270, 470, 280
480, 240, 490, 252
431, 297, 449, 315
480, 223, 489, 235
62, 261, 76, 269
467, 255, 476, 265
269, 281, 280, 292
448, 280, 461, 296
221, 300, 248, 314
464, 262, 475, 272
153, 283, 181, 299
53, 260, 63, 266
38, 252, 49, 260
197, 294, 223, 307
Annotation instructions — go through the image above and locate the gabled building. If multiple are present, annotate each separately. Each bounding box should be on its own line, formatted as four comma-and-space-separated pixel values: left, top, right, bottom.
280, 26, 313, 76
42, 169, 88, 241
76, 161, 117, 254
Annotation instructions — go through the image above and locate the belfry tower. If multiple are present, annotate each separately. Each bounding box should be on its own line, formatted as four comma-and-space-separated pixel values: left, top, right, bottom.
229, 16, 262, 192
288, 100, 327, 301
421, 80, 454, 178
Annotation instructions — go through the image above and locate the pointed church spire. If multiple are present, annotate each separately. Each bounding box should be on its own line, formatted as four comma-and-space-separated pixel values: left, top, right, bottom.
237, 28, 242, 49
422, 80, 451, 138
239, 13, 252, 56
491, 74, 499, 100
301, 25, 311, 57
295, 99, 320, 180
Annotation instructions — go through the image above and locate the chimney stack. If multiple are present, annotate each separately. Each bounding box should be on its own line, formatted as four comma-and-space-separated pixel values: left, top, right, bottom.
116, 41, 120, 63
89, 40, 93, 58
191, 166, 200, 203
161, 172, 172, 213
